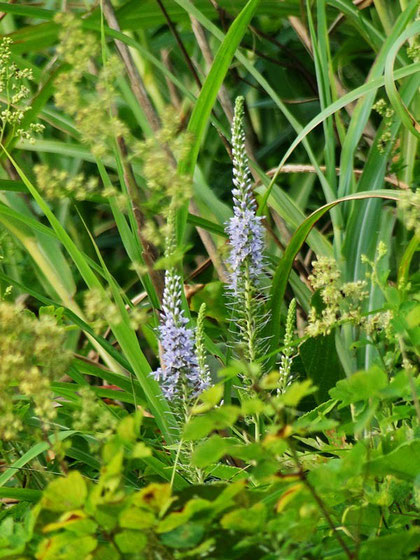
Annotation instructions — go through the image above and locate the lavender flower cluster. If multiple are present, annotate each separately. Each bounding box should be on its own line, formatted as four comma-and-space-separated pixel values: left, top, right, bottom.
154, 96, 266, 401
153, 269, 208, 400
226, 97, 264, 294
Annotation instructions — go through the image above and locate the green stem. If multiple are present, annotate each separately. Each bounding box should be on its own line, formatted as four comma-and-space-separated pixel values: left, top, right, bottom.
242, 262, 257, 363
373, 0, 394, 35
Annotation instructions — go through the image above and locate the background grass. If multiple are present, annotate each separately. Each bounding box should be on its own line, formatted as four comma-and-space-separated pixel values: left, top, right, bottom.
0, 1, 418, 554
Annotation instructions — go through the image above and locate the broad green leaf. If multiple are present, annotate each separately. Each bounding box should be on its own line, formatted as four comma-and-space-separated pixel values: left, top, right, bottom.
267, 191, 402, 369
42, 471, 87, 512
221, 502, 266, 532
175, 0, 260, 243
36, 533, 97, 560
192, 435, 231, 468
114, 530, 147, 554
365, 440, 420, 481
358, 529, 420, 559
183, 406, 241, 441
281, 379, 316, 408
300, 333, 345, 403
329, 367, 388, 407
160, 523, 205, 550
157, 499, 211, 534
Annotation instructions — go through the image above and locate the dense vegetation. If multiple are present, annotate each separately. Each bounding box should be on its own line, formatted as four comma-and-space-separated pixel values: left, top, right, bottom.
0, 1, 419, 558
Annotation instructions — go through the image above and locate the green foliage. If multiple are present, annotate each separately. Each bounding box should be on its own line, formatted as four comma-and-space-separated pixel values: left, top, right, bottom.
0, 0, 419, 558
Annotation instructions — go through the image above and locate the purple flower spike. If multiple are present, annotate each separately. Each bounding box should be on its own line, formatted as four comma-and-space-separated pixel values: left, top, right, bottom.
153, 269, 208, 400
226, 96, 265, 295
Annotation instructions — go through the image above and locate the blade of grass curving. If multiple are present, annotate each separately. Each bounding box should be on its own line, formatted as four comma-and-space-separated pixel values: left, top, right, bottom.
337, 1, 418, 200
175, 0, 260, 243
266, 191, 403, 369
71, 359, 144, 399
52, 381, 137, 406
385, 20, 420, 139
344, 73, 420, 283
96, 160, 160, 309
398, 234, 419, 285
259, 61, 420, 213
256, 181, 333, 258
0, 431, 76, 487
187, 214, 226, 237
0, 488, 42, 501
1, 148, 176, 444
16, 139, 114, 165
0, 270, 135, 375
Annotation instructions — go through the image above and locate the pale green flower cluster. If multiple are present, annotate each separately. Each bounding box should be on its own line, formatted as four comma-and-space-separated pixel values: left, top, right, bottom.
84, 288, 146, 333
372, 98, 395, 154
131, 109, 193, 248
0, 37, 44, 144
398, 189, 420, 238
34, 164, 99, 200
84, 288, 121, 333
407, 8, 420, 62
306, 257, 368, 337
0, 302, 71, 440
54, 13, 127, 158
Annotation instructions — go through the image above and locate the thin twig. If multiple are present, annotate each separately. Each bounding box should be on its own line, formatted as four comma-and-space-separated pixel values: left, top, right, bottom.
161, 49, 182, 110
102, 0, 161, 133
264, 164, 409, 190
156, 0, 202, 90
101, 0, 228, 283
116, 136, 165, 299
288, 443, 355, 560
154, 2, 231, 155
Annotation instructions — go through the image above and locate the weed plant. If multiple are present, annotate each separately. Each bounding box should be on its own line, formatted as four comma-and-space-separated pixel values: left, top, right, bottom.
0, 1, 419, 559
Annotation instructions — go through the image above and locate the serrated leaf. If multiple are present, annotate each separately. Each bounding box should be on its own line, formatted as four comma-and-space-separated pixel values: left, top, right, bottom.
329, 367, 388, 407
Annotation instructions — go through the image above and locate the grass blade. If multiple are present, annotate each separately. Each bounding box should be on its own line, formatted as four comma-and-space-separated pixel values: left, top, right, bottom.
266, 191, 403, 369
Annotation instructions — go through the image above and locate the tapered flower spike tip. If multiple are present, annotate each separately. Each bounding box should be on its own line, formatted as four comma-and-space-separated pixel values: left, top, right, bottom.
226, 96, 265, 296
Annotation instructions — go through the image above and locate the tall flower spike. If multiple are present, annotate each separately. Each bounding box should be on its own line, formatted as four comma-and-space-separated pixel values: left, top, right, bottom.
225, 96, 266, 363
195, 303, 211, 385
153, 228, 209, 401
226, 96, 265, 296
278, 298, 296, 393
